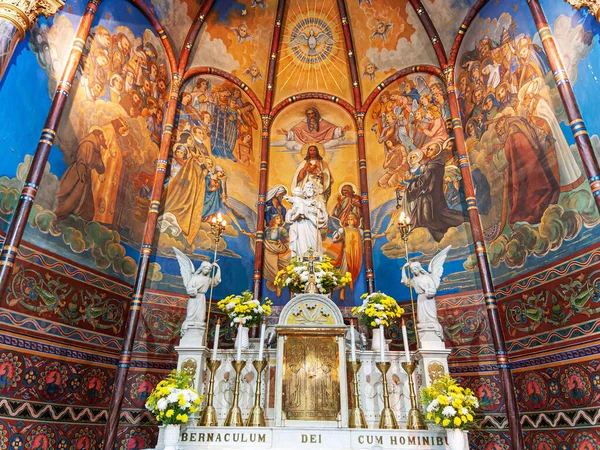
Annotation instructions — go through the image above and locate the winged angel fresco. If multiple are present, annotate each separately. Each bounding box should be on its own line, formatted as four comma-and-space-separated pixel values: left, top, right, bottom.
401, 245, 451, 339
173, 247, 221, 336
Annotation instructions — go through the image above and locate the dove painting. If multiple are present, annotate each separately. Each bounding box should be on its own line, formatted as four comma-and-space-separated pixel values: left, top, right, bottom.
289, 28, 335, 57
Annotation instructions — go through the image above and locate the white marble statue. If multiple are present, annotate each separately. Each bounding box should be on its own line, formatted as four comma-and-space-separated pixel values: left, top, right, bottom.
401, 245, 451, 343
173, 247, 221, 336
285, 181, 328, 257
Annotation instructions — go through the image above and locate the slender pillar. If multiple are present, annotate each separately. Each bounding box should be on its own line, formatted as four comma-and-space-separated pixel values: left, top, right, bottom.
441, 65, 525, 450
101, 75, 181, 450
0, 0, 99, 299
355, 112, 375, 293
408, 0, 448, 66
527, 0, 600, 211
337, 0, 376, 293
336, 0, 362, 108
252, 0, 285, 299
252, 114, 272, 299
0, 0, 64, 81
102, 2, 215, 447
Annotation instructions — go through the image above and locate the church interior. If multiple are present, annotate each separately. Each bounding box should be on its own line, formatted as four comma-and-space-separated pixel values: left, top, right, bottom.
0, 0, 599, 448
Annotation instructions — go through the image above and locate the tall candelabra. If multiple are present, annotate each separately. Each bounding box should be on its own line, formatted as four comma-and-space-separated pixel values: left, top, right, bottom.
198, 359, 221, 426
401, 361, 427, 430
224, 360, 246, 426
376, 361, 398, 429
397, 210, 420, 349
348, 361, 367, 428
203, 213, 226, 346
246, 360, 267, 427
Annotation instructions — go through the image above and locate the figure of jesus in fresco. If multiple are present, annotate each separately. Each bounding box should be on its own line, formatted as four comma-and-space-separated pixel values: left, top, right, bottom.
276, 106, 350, 151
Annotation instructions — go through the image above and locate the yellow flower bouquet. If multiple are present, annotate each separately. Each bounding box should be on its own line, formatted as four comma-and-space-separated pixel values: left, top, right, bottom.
274, 255, 351, 294
351, 291, 404, 328
217, 290, 273, 327
420, 374, 479, 429
145, 370, 202, 425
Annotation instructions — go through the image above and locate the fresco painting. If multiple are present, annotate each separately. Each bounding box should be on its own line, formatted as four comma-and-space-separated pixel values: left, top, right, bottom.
273, 0, 353, 105
149, 74, 261, 295
264, 101, 365, 305
456, 0, 600, 284
366, 73, 474, 296
346, 0, 439, 95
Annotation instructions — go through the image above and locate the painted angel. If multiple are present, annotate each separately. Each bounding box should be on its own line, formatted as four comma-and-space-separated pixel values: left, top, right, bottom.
401, 245, 451, 339
173, 247, 221, 336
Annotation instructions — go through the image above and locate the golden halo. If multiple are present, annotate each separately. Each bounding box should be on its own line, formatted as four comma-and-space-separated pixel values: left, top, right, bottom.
300, 142, 326, 159
338, 182, 358, 197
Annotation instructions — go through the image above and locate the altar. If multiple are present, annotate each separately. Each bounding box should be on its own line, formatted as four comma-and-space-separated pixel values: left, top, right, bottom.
157, 293, 450, 449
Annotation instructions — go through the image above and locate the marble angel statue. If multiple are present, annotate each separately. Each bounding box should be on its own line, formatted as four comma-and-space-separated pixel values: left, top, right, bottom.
173, 247, 221, 336
401, 245, 451, 341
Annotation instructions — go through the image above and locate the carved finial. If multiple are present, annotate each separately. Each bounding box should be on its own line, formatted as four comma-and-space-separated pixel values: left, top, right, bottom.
0, 0, 64, 38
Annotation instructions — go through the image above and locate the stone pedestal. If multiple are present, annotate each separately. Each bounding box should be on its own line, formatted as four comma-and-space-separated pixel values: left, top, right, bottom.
415, 348, 451, 389
176, 323, 209, 394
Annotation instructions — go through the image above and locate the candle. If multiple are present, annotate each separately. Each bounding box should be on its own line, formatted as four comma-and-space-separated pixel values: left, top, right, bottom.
401, 319, 411, 363
379, 324, 385, 362
350, 320, 357, 362
212, 319, 221, 361
236, 324, 243, 361
399, 210, 405, 224
258, 320, 266, 361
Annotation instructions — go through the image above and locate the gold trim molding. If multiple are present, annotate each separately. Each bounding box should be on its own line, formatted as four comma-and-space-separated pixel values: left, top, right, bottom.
0, 0, 64, 38
565, 0, 600, 21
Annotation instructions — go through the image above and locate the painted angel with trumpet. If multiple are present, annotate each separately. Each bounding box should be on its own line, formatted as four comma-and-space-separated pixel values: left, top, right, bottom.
173, 247, 221, 336
401, 245, 451, 340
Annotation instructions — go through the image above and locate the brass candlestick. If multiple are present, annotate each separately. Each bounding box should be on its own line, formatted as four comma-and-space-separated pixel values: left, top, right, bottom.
203, 214, 227, 346
198, 359, 221, 426
348, 360, 368, 428
376, 361, 398, 429
397, 211, 420, 350
224, 360, 246, 426
401, 361, 427, 430
246, 360, 267, 427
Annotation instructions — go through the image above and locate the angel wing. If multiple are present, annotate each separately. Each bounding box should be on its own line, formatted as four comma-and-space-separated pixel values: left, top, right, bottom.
328, 215, 342, 234
315, 32, 335, 46
415, 75, 431, 96
427, 245, 451, 289
172, 246, 196, 288
226, 197, 258, 233
289, 34, 309, 48
369, 199, 397, 235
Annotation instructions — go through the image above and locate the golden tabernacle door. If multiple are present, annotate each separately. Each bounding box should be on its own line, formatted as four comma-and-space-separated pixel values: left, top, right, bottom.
274, 293, 349, 427
282, 332, 341, 421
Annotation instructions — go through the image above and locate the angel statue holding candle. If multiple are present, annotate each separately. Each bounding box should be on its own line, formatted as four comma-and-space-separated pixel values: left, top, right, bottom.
173, 247, 222, 336
401, 245, 451, 340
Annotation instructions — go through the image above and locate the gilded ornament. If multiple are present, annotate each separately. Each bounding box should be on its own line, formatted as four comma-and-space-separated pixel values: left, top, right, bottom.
564, 0, 600, 21
0, 0, 64, 38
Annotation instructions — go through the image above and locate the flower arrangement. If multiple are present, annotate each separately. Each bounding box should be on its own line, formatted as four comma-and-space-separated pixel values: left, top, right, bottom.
145, 370, 202, 425
274, 255, 351, 294
351, 291, 404, 328
217, 290, 273, 327
420, 374, 479, 429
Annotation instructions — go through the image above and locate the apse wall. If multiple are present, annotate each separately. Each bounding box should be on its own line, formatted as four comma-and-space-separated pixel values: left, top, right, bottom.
0, 0, 180, 447
455, 0, 600, 447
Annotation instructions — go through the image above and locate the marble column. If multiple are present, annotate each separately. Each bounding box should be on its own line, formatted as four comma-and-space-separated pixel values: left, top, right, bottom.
0, 0, 64, 80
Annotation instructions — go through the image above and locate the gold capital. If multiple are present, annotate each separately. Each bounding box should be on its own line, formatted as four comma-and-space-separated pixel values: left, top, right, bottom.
440, 65, 455, 88
0, 0, 64, 38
